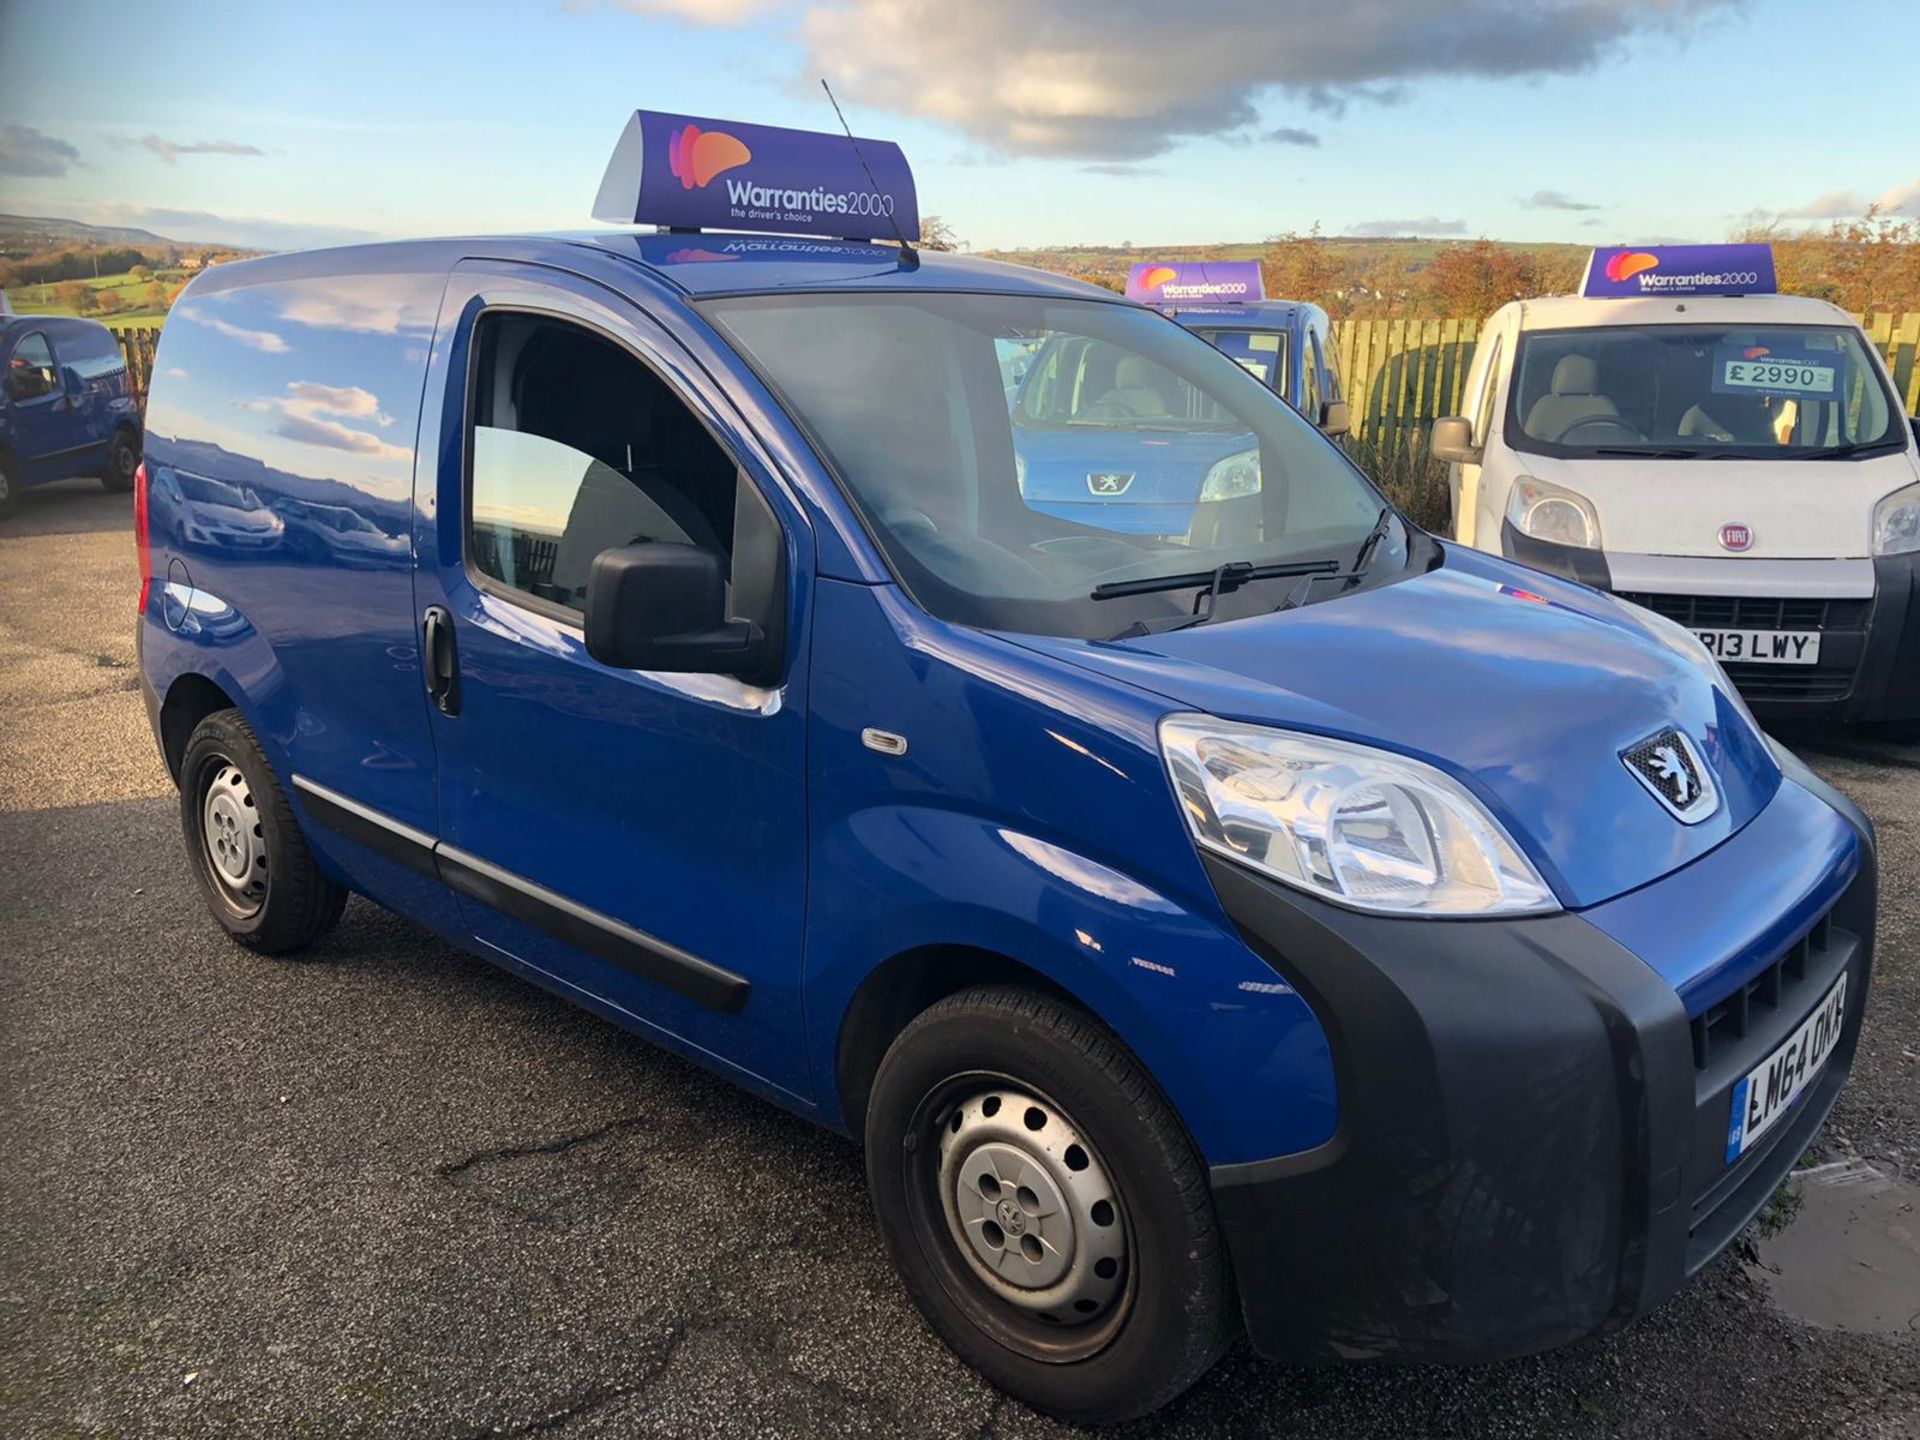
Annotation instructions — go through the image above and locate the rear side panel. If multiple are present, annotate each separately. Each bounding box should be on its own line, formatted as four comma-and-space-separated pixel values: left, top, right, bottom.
141, 250, 453, 918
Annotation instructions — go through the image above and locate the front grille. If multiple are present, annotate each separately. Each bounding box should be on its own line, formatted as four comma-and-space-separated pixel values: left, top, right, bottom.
1722, 666, 1853, 702
1616, 593, 1870, 631
1690, 913, 1830, 1071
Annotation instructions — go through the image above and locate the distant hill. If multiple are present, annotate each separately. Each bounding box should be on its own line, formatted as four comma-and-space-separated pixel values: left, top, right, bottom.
980, 236, 1589, 272
0, 213, 178, 251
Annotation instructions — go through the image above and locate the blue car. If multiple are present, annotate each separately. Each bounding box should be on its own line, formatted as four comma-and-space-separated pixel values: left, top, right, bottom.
0, 308, 142, 518
134, 121, 1875, 1425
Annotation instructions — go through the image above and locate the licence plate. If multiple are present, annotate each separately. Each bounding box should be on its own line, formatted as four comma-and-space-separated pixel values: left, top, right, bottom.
1695, 628, 1821, 665
1725, 972, 1848, 1162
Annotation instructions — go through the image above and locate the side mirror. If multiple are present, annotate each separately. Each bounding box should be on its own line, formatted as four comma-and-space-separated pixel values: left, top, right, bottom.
1910, 416, 1919, 449
584, 541, 770, 682
61, 365, 84, 395
1430, 416, 1482, 466
1319, 399, 1351, 438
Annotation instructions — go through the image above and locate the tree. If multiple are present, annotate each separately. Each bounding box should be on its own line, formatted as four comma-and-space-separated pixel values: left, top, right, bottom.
92, 289, 127, 316
1262, 224, 1346, 311
54, 280, 95, 315
1739, 210, 1920, 313
919, 214, 961, 252
1420, 239, 1541, 317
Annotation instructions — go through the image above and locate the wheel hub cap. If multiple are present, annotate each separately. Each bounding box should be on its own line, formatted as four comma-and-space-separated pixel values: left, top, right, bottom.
938, 1087, 1126, 1325
202, 763, 264, 896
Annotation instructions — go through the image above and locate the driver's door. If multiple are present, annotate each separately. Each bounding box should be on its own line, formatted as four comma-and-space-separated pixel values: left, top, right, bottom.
413, 261, 815, 1104
4, 329, 67, 479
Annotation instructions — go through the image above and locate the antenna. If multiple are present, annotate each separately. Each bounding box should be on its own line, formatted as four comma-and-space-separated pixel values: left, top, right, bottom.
820, 79, 919, 266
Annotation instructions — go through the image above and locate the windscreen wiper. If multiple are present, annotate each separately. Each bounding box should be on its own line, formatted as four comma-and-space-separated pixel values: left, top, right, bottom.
1272, 506, 1397, 614
1096, 556, 1339, 640
1592, 446, 1698, 459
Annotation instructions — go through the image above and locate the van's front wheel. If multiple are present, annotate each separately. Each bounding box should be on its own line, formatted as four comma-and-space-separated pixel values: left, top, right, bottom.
180, 710, 346, 952
865, 986, 1233, 1424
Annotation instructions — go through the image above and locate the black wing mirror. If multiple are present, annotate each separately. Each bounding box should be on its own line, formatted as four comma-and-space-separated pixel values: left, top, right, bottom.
584, 541, 770, 682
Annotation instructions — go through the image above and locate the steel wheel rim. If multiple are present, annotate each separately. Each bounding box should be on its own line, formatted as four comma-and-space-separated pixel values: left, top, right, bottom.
116, 439, 138, 480
199, 760, 267, 916
907, 1071, 1135, 1363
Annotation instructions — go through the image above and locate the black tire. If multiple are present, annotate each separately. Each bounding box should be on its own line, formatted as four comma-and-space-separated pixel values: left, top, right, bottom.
99, 428, 140, 492
0, 453, 17, 520
865, 985, 1233, 1425
179, 709, 346, 953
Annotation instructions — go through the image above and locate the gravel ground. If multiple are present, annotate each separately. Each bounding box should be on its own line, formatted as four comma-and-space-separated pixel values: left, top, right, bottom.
2, 476, 1916, 1439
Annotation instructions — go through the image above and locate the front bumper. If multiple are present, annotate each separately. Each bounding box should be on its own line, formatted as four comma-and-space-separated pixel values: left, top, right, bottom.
1206, 749, 1875, 1364
1500, 523, 1920, 724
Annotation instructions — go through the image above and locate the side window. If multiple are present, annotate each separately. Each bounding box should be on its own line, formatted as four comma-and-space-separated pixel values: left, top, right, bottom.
466, 313, 741, 615
1300, 337, 1322, 418
6, 331, 58, 400
1473, 335, 1505, 446
1316, 329, 1342, 403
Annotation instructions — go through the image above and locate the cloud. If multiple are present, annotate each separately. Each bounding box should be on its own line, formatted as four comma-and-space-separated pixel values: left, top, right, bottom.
1082, 162, 1158, 176
1778, 178, 1920, 219
1350, 215, 1468, 236
1521, 188, 1600, 211
275, 276, 438, 335
198, 316, 289, 354
580, 0, 775, 21
785, 0, 1738, 159
1266, 126, 1321, 147
258, 381, 407, 459
0, 124, 81, 178
1781, 189, 1867, 219
141, 135, 265, 164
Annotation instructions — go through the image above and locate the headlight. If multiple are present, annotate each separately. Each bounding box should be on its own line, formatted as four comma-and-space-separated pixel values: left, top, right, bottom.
1625, 601, 1765, 739
1161, 716, 1557, 916
1507, 475, 1602, 550
1199, 448, 1261, 502
1872, 480, 1920, 556
1015, 451, 1028, 498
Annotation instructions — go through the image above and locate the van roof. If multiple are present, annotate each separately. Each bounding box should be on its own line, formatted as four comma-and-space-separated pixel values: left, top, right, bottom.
1505, 291, 1858, 332
183, 229, 1123, 309
571, 229, 1118, 301
1163, 299, 1323, 327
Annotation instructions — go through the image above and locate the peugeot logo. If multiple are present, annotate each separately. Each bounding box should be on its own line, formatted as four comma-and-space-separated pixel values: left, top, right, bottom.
1719, 522, 1754, 552
1621, 726, 1720, 824
1087, 472, 1135, 496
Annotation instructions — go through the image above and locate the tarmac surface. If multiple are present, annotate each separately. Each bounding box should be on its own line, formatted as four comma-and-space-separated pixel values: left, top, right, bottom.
3, 477, 1916, 1438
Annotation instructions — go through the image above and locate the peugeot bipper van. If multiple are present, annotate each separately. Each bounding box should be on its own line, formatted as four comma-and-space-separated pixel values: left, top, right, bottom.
136, 117, 1876, 1424
1433, 244, 1920, 729
0, 301, 142, 518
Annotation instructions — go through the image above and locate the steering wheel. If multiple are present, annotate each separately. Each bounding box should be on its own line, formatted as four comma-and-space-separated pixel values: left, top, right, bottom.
1556, 415, 1643, 445
1075, 397, 1140, 422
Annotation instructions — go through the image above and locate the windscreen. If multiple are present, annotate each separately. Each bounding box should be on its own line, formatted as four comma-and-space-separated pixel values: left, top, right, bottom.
1507, 323, 1903, 459
1188, 328, 1289, 391
701, 292, 1389, 639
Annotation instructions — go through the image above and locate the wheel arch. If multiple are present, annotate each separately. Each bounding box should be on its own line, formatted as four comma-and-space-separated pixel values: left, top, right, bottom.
159, 671, 241, 782
835, 944, 1075, 1138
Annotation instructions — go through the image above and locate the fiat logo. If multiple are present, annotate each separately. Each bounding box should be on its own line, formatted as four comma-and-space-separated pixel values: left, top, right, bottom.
1718, 522, 1753, 552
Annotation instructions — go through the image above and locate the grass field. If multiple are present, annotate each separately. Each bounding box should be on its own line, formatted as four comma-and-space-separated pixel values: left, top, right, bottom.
5, 268, 186, 328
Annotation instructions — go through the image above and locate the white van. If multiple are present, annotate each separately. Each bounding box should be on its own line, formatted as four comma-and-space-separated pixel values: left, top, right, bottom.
1433, 244, 1920, 727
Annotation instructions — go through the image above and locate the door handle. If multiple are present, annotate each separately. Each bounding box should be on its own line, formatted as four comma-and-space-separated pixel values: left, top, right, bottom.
422, 605, 460, 716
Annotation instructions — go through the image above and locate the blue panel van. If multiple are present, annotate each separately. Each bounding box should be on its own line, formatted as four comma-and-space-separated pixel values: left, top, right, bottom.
0, 308, 142, 518
1168, 298, 1348, 436
135, 119, 1876, 1424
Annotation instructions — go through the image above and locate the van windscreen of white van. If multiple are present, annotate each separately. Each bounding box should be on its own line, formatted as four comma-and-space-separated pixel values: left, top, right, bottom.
1507, 324, 1903, 460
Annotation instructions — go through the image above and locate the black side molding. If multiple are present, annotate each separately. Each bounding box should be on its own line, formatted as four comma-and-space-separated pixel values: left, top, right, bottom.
292, 776, 439, 877
290, 775, 750, 1015
436, 845, 750, 1014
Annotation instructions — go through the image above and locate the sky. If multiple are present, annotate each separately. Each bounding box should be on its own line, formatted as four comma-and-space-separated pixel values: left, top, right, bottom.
1, 0, 1917, 254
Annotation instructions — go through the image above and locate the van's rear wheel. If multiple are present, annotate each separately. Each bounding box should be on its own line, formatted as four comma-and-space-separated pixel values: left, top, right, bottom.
865, 986, 1233, 1424
0, 454, 17, 520
100, 430, 139, 492
180, 709, 346, 952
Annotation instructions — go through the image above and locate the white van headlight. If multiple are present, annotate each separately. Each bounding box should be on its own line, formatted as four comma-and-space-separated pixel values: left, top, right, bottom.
1160, 716, 1557, 916
1199, 448, 1261, 502
1872, 480, 1920, 556
1507, 475, 1602, 550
